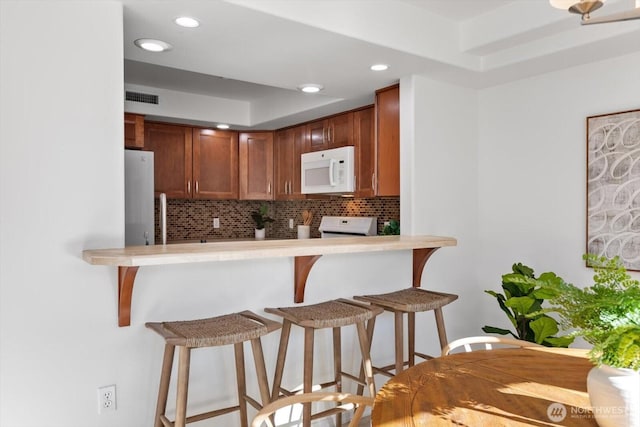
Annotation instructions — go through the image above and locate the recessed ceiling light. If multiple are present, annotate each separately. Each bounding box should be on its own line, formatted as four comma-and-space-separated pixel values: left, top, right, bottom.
174, 16, 200, 28
370, 64, 389, 71
298, 84, 324, 93
134, 38, 172, 52
216, 124, 230, 129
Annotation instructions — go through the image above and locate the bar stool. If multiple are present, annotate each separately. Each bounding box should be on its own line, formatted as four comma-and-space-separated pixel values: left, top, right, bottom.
146, 310, 281, 427
354, 287, 458, 377
265, 298, 383, 427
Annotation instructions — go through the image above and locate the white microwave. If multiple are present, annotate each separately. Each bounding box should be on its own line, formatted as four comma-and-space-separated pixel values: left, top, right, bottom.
301, 146, 355, 194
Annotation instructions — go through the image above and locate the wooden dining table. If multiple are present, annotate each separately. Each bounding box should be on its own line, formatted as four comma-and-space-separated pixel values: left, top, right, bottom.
372, 347, 598, 426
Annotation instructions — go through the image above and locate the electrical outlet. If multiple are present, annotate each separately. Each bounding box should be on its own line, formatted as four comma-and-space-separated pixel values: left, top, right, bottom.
289, 218, 294, 229
384, 221, 391, 227
213, 217, 220, 229
97, 385, 116, 414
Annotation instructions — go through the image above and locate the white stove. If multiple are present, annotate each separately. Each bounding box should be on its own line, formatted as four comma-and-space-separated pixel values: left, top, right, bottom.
318, 216, 377, 238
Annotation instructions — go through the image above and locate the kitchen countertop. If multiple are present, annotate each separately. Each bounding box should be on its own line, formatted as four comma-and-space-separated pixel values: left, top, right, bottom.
82, 235, 457, 327
83, 235, 456, 267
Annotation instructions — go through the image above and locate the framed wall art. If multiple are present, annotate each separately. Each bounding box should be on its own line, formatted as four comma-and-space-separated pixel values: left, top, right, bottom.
587, 109, 640, 271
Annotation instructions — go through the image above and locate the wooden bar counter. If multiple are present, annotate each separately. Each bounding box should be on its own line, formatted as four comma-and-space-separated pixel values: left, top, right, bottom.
82, 235, 456, 327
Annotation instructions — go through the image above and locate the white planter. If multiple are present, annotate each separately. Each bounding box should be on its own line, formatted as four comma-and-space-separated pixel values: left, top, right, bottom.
297, 225, 310, 239
254, 228, 265, 240
587, 364, 640, 427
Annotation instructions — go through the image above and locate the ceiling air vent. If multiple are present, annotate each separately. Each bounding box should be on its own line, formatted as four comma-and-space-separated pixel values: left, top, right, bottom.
125, 91, 159, 105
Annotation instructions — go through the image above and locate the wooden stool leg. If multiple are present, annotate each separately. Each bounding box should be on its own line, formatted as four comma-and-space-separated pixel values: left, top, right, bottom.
333, 326, 342, 427
408, 311, 416, 367
175, 346, 191, 427
356, 320, 376, 397
434, 307, 449, 350
249, 337, 271, 407
356, 316, 376, 396
394, 310, 404, 374
234, 342, 248, 427
271, 320, 292, 400
154, 344, 175, 427
303, 327, 314, 427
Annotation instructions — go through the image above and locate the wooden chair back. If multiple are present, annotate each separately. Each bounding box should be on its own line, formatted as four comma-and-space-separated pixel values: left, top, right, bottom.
442, 335, 543, 356
251, 392, 374, 427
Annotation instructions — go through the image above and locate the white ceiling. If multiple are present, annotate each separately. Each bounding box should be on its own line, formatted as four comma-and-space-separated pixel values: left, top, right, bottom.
122, 0, 640, 130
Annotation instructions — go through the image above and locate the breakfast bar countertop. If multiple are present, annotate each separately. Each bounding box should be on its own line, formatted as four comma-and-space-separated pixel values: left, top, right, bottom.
83, 235, 457, 267
82, 235, 457, 327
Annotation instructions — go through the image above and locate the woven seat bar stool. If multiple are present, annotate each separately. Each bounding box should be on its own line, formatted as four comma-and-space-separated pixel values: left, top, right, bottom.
265, 298, 383, 427
354, 287, 458, 378
146, 310, 281, 427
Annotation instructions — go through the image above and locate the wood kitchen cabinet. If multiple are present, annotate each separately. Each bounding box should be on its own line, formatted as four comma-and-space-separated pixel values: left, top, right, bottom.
192, 128, 238, 199
144, 122, 192, 198
354, 106, 375, 197
308, 112, 354, 151
239, 132, 274, 200
375, 84, 400, 196
144, 123, 238, 199
124, 113, 144, 149
275, 125, 307, 200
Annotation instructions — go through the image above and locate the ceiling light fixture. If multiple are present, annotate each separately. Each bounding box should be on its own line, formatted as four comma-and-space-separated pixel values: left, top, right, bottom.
174, 16, 200, 28
550, 0, 640, 24
298, 84, 323, 93
550, 0, 604, 18
134, 38, 172, 52
216, 124, 230, 129
370, 64, 389, 71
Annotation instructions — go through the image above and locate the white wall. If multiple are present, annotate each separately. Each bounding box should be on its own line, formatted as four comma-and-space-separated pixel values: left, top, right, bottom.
0, 1, 125, 426
125, 83, 251, 126
477, 51, 640, 332
400, 75, 480, 352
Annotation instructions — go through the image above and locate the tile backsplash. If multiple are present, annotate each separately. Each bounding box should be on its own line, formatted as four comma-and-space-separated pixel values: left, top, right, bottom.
155, 197, 399, 241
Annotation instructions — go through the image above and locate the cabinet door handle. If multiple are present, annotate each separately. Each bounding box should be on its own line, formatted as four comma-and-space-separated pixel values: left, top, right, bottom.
371, 173, 375, 191
267, 181, 271, 194
187, 180, 191, 194
323, 128, 327, 143
195, 180, 199, 194
288, 180, 291, 194
328, 127, 332, 143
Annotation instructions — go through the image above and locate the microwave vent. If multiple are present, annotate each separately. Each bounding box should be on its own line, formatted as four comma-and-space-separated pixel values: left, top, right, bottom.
125, 91, 159, 105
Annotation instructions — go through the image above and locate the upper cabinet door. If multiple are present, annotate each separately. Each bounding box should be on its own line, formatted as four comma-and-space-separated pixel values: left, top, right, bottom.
327, 112, 353, 148
124, 113, 145, 149
354, 107, 375, 198
307, 113, 354, 152
239, 132, 274, 200
376, 84, 400, 197
308, 119, 327, 152
192, 129, 238, 200
144, 122, 192, 199
275, 125, 307, 200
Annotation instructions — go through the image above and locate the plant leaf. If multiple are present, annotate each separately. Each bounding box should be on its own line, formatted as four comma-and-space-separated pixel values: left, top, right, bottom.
544, 336, 575, 348
529, 316, 559, 344
505, 296, 536, 315
512, 263, 535, 278
482, 326, 517, 338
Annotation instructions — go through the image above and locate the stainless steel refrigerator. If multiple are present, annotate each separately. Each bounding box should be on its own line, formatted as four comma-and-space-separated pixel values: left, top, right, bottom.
125, 149, 155, 246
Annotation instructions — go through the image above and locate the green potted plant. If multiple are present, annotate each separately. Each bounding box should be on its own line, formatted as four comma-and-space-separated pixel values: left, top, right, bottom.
483, 262, 574, 347
382, 219, 400, 235
251, 204, 274, 240
547, 254, 640, 427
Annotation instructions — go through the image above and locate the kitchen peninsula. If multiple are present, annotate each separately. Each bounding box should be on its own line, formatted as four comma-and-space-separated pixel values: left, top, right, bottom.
83, 235, 456, 327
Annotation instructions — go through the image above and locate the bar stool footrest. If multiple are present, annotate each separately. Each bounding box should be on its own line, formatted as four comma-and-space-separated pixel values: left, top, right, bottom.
185, 404, 241, 424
